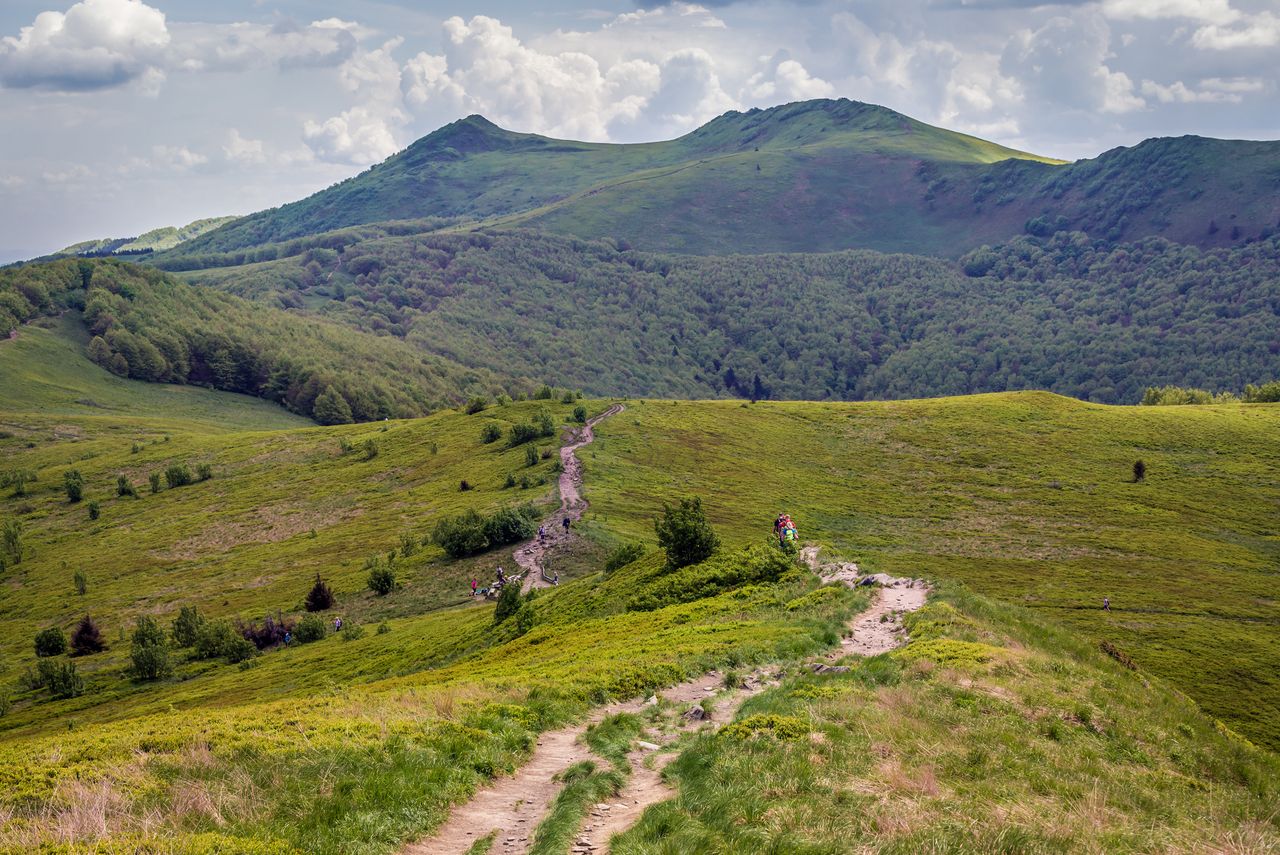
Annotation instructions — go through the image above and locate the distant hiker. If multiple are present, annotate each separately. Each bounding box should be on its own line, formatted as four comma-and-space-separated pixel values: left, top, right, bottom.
1103, 596, 1111, 612
471, 577, 478, 596
283, 631, 292, 646
553, 571, 559, 586
774, 514, 785, 537
562, 517, 571, 533
538, 525, 546, 543
496, 566, 506, 584
334, 617, 343, 633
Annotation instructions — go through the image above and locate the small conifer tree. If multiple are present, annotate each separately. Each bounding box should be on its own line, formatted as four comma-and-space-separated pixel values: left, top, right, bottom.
70, 614, 107, 656
305, 574, 335, 611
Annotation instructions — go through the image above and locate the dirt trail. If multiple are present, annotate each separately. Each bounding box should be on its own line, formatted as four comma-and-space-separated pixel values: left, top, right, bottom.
800, 546, 929, 656
513, 404, 624, 593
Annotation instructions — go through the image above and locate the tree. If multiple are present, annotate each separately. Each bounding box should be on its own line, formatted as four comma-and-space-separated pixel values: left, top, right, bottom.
149, 472, 162, 493
44, 659, 84, 699
294, 614, 327, 643
368, 562, 396, 595
34, 626, 68, 657
465, 396, 488, 414
1133, 460, 1146, 482
1, 518, 21, 563
654, 496, 720, 570
751, 374, 766, 403
88, 501, 100, 520
494, 583, 523, 624
130, 616, 172, 680
63, 469, 84, 503
171, 605, 205, 647
313, 386, 354, 425
116, 475, 137, 498
480, 423, 502, 444
572, 405, 587, 424
433, 509, 489, 558
87, 335, 112, 366
305, 574, 335, 611
70, 615, 107, 656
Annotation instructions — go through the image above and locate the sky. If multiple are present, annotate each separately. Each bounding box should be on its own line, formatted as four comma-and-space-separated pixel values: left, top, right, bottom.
1, 0, 1277, 262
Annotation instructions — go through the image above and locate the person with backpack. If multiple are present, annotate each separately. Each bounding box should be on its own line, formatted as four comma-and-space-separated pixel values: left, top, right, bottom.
471, 577, 478, 596
562, 517, 570, 534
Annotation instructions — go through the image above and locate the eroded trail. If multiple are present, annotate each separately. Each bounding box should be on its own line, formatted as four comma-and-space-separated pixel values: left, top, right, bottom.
514, 404, 624, 592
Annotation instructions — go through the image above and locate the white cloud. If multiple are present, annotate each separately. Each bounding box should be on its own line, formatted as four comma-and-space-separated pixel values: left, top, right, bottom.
1139, 78, 1252, 104
745, 59, 834, 101
1101, 0, 1239, 25
169, 19, 357, 73
1003, 13, 1145, 115
0, 0, 169, 91
224, 129, 266, 165
304, 105, 404, 165
1191, 12, 1280, 50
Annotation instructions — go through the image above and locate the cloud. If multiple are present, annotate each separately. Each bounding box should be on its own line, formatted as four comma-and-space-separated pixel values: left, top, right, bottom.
170, 18, 358, 73
1139, 77, 1257, 104
0, 0, 169, 91
304, 106, 404, 165
745, 58, 835, 101
1191, 11, 1280, 50
1101, 0, 1238, 25
1003, 12, 1144, 115
224, 129, 267, 165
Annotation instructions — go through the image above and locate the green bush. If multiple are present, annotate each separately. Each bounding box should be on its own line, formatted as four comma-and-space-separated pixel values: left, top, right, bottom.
294, 614, 327, 643
368, 563, 396, 596
340, 623, 366, 641
654, 496, 720, 570
503, 472, 516, 489
560, 390, 576, 404
196, 463, 213, 482
719, 713, 809, 741
483, 506, 538, 546
73, 569, 87, 595
34, 626, 68, 657
165, 464, 193, 489
87, 501, 100, 520
40, 659, 84, 699
536, 408, 556, 437
525, 445, 540, 467
148, 472, 162, 493
481, 423, 502, 444
116, 475, 137, 497
433, 509, 489, 558
534, 385, 554, 400
466, 396, 489, 414
193, 619, 254, 663
130, 616, 171, 681
626, 546, 791, 612
362, 439, 379, 460
604, 542, 647, 573
172, 605, 205, 647
494, 584, 523, 624
63, 469, 84, 503
572, 405, 587, 424
508, 422, 541, 446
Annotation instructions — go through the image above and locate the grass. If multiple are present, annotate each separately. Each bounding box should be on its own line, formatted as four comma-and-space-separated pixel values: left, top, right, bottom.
611, 584, 1280, 854
579, 394, 1280, 749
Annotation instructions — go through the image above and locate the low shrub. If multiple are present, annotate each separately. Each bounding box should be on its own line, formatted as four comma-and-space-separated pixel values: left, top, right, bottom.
481, 423, 502, 444
719, 713, 809, 741
34, 626, 67, 658
130, 616, 171, 681
63, 469, 84, 502
194, 620, 256, 663
294, 614, 327, 643
239, 613, 293, 649
573, 405, 587, 424
116, 475, 137, 497
196, 463, 213, 482
87, 501, 100, 520
39, 659, 84, 699
603, 542, 646, 573
466, 396, 489, 414
655, 496, 720, 570
165, 464, 193, 489
368, 563, 396, 595
148, 472, 161, 493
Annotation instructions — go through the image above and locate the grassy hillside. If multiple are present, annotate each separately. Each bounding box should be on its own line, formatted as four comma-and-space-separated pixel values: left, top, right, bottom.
153, 99, 1280, 260
49, 217, 240, 260
577, 394, 1280, 750
172, 228, 1280, 405
0, 315, 308, 431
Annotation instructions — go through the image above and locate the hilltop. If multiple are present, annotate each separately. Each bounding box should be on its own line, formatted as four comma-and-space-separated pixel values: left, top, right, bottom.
154, 98, 1280, 259
48, 216, 239, 260
0, 370, 1277, 852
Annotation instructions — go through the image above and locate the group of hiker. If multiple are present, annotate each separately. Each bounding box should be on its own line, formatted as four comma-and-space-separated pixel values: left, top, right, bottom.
774, 513, 799, 548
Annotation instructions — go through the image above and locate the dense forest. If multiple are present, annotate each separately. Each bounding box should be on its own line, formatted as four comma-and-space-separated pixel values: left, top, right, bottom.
176, 228, 1280, 405
0, 259, 514, 422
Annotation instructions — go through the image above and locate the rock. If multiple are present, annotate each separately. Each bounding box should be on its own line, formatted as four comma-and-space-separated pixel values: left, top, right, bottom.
645, 695, 658, 706
636, 740, 661, 751
809, 663, 851, 674
682, 706, 708, 722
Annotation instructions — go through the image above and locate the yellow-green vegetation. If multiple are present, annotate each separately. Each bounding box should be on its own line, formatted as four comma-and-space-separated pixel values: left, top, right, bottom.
580, 394, 1280, 749
612, 584, 1280, 853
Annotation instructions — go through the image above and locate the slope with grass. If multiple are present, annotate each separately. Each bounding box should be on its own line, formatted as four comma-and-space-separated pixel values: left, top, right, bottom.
48, 216, 240, 260
153, 99, 1280, 262
1, 391, 1277, 854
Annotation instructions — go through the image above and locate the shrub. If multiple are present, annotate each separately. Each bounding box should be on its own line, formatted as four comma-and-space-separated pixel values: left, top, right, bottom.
603, 542, 646, 573
87, 501, 100, 520
368, 563, 396, 595
508, 422, 540, 447
70, 615, 107, 656
654, 496, 720, 570
560, 390, 576, 404
525, 445, 540, 468
305, 574, 335, 611
35, 626, 68, 657
341, 623, 366, 641
116, 475, 136, 497
172, 605, 205, 647
130, 617, 171, 681
1, 518, 21, 563
433, 509, 489, 558
572, 405, 587, 424
1133, 459, 1146, 482
515, 603, 535, 636
534, 385, 554, 400
42, 659, 84, 699
494, 584, 523, 624
459, 479, 471, 491
63, 469, 84, 502
377, 621, 391, 635
165, 464, 193, 489
480, 423, 502, 444
73, 569, 87, 595
466, 396, 489, 414
398, 532, 418, 556
504, 472, 516, 489
720, 714, 809, 741
536, 408, 556, 437
484, 506, 537, 546
239, 613, 293, 649
1, 468, 37, 497
294, 614, 327, 643
148, 472, 161, 493
196, 463, 213, 482
362, 439, 379, 460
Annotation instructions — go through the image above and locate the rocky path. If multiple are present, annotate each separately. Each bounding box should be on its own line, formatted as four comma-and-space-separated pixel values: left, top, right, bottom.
800, 546, 930, 656
513, 404, 624, 593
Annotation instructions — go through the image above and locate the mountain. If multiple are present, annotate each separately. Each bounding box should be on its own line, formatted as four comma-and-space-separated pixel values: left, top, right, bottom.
161, 99, 1280, 259
50, 216, 240, 259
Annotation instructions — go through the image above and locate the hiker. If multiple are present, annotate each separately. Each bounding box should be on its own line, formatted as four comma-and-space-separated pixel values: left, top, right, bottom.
334, 617, 342, 633
538, 525, 546, 543
1103, 596, 1111, 612
553, 571, 559, 586
496, 566, 505, 584
774, 514, 786, 537
283, 631, 292, 646
471, 577, 478, 596
562, 517, 570, 533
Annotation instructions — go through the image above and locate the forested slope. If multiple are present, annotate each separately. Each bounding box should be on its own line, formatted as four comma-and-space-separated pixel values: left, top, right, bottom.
177, 228, 1280, 404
